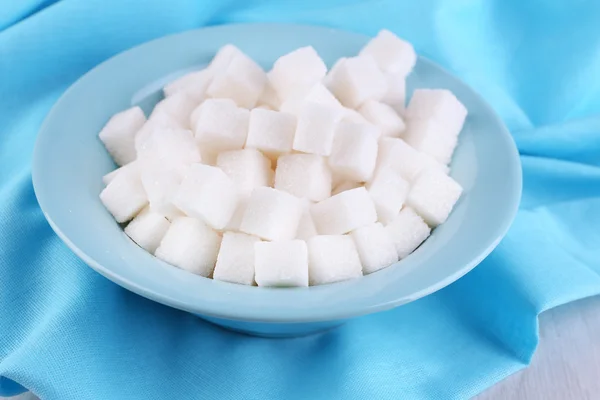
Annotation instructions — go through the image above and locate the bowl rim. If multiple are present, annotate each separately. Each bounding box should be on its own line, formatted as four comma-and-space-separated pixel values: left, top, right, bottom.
32, 22, 522, 323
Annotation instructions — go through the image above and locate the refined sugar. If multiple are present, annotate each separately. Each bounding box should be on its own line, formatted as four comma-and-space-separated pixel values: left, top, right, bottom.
99, 106, 146, 166
360, 29, 417, 76
327, 55, 387, 108
213, 232, 261, 286
405, 89, 467, 138
206, 44, 242, 75
135, 111, 185, 152
140, 164, 184, 220
240, 187, 303, 241
206, 50, 267, 108
246, 108, 296, 158
296, 199, 318, 240
192, 99, 250, 152
279, 83, 342, 116
150, 92, 197, 129
275, 154, 331, 201
382, 72, 406, 113
350, 223, 398, 274
103, 161, 139, 186
292, 102, 343, 156
311, 187, 377, 235
163, 69, 211, 101
367, 166, 410, 224
306, 235, 363, 285
257, 81, 281, 109
124, 207, 171, 253
406, 168, 463, 226
224, 198, 248, 232
385, 207, 431, 259
136, 128, 201, 167
217, 148, 273, 197
198, 147, 219, 166
254, 240, 309, 287
172, 164, 239, 230
100, 165, 148, 223
403, 119, 458, 165
268, 46, 327, 99
358, 100, 406, 138
323, 57, 347, 89
331, 180, 362, 196
328, 121, 379, 182
155, 216, 221, 276
342, 108, 370, 125
376, 137, 446, 182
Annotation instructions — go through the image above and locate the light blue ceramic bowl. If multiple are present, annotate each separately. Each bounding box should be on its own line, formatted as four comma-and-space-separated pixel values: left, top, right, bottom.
32, 23, 521, 337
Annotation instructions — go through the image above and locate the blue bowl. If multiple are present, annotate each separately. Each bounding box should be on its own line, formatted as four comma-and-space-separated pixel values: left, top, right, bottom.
32, 23, 521, 337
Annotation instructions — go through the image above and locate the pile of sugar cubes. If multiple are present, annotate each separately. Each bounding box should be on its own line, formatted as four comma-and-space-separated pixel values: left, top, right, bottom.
99, 29, 466, 287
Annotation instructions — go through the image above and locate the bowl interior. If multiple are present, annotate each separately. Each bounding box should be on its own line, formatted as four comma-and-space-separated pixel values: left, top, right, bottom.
32, 23, 521, 323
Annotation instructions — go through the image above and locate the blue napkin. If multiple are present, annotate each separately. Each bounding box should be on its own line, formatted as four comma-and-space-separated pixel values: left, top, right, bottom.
1, 1, 599, 399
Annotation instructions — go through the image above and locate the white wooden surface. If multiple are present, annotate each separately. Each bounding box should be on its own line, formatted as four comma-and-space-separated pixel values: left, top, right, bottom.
4, 296, 600, 400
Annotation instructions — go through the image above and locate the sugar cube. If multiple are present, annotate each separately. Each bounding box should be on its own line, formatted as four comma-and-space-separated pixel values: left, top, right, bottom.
306, 235, 363, 285
240, 187, 303, 241
376, 137, 446, 182
100, 166, 148, 223
124, 207, 171, 253
140, 164, 184, 220
331, 180, 362, 196
192, 99, 250, 152
358, 100, 406, 138
328, 121, 379, 182
257, 81, 282, 110
213, 232, 261, 286
275, 154, 331, 201
279, 83, 342, 116
206, 44, 242, 75
254, 240, 309, 287
172, 164, 239, 230
385, 207, 431, 259
296, 199, 318, 240
350, 223, 398, 274
268, 46, 327, 99
403, 119, 458, 165
406, 168, 463, 226
323, 57, 347, 88
136, 128, 201, 169
150, 92, 197, 129
367, 166, 410, 224
155, 217, 221, 276
103, 161, 139, 186
382, 72, 406, 113
311, 187, 377, 235
135, 111, 185, 152
224, 198, 248, 232
99, 106, 146, 166
405, 89, 467, 138
217, 149, 273, 197
292, 102, 343, 156
360, 30, 417, 77
246, 108, 296, 159
327, 55, 387, 108
342, 108, 370, 125
163, 69, 211, 101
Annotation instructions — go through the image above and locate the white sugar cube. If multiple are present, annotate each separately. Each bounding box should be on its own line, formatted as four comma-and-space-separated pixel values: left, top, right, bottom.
257, 81, 281, 110
358, 100, 406, 138
136, 128, 201, 167
213, 232, 261, 286
216, 148, 273, 197
240, 187, 303, 241
135, 111, 185, 152
342, 108, 370, 125
245, 108, 296, 158
155, 217, 221, 276
268, 46, 327, 99
224, 198, 248, 232
328, 121, 379, 182
385, 207, 431, 259
331, 180, 362, 196
376, 137, 446, 182
172, 164, 239, 230
296, 199, 318, 240
406, 169, 463, 226
140, 165, 184, 220
198, 147, 219, 166
99, 106, 146, 166
307, 235, 363, 285
124, 207, 170, 253
163, 69, 211, 101
102, 161, 139, 186
323, 57, 347, 88
327, 55, 387, 108
406, 89, 467, 138
254, 240, 309, 287
367, 166, 410, 224
207, 44, 242, 75
100, 166, 148, 223
192, 99, 250, 152
403, 119, 458, 165
292, 102, 343, 156
279, 83, 342, 116
350, 223, 398, 274
360, 29, 417, 76
150, 92, 197, 129
275, 154, 331, 201
311, 187, 377, 235
382, 72, 406, 113
206, 50, 267, 108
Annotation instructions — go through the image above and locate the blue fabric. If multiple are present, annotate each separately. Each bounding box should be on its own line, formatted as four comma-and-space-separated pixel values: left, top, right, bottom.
1, 1, 599, 399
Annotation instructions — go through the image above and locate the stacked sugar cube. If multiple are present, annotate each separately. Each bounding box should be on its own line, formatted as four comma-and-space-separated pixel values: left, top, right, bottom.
98, 29, 466, 288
